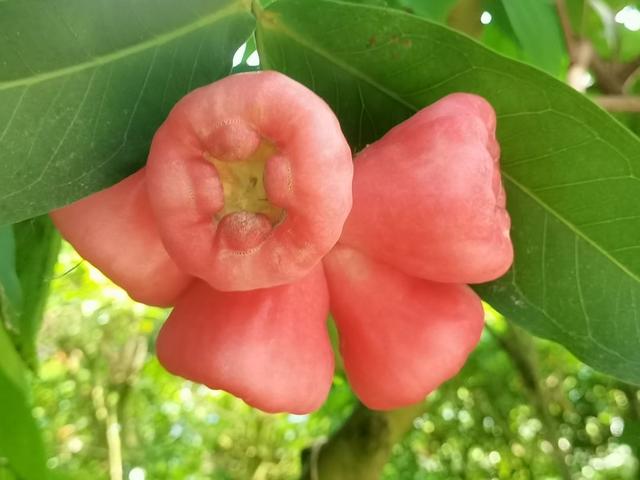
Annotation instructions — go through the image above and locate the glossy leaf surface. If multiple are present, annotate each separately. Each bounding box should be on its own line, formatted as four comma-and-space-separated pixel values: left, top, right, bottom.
0, 0, 254, 225
256, 0, 640, 383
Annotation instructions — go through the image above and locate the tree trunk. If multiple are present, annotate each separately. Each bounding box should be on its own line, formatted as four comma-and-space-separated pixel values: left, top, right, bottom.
300, 403, 424, 480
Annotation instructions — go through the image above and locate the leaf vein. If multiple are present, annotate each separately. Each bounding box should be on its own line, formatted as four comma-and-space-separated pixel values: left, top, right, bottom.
0, 86, 28, 144
503, 174, 640, 285
532, 175, 636, 193
2, 70, 98, 203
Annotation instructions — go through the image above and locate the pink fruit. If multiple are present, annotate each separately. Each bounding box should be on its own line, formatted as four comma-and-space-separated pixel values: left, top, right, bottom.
51, 84, 513, 414
156, 264, 334, 414
51, 169, 191, 307
323, 244, 484, 410
145, 71, 353, 291
339, 93, 513, 284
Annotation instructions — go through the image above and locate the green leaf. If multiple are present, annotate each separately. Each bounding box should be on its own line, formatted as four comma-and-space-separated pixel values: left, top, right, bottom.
0, 321, 29, 395
256, 0, 640, 384
500, 0, 567, 76
0, 466, 19, 480
12, 216, 61, 369
620, 419, 640, 458
480, 1, 526, 62
327, 316, 345, 373
341, 0, 459, 20
0, 0, 254, 226
0, 370, 47, 480
403, 0, 459, 22
231, 33, 260, 73
0, 227, 22, 315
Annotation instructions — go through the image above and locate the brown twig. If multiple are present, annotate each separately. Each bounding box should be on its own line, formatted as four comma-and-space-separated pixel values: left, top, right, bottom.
556, 0, 594, 92
594, 95, 640, 112
556, 0, 640, 94
556, 0, 576, 58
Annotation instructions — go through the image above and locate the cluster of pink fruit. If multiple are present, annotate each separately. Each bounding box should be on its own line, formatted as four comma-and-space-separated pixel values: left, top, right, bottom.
52, 71, 513, 414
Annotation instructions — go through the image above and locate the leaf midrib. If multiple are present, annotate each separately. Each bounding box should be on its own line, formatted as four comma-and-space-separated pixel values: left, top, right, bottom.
503, 173, 640, 284
256, 2, 416, 112
259, 0, 640, 286
0, 0, 247, 91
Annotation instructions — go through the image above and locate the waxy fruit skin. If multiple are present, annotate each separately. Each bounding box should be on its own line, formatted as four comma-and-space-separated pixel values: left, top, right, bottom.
146, 71, 353, 292
156, 265, 334, 414
50, 169, 191, 307
340, 93, 513, 284
323, 245, 485, 411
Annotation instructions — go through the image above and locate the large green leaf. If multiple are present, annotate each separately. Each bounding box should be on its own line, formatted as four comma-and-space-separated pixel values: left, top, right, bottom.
256, 0, 640, 383
342, 0, 459, 21
404, 0, 459, 22
0, 227, 22, 315
0, 223, 49, 480
0, 315, 44, 480
0, 0, 254, 226
500, 0, 567, 76
12, 216, 61, 369
0, 320, 28, 395
0, 468, 18, 480
0, 371, 47, 480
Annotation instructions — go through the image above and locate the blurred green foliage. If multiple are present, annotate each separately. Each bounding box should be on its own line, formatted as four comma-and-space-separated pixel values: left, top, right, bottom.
25, 245, 638, 479
383, 317, 640, 479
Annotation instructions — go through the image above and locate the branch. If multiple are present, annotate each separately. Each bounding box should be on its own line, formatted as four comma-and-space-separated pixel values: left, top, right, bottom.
555, 0, 576, 58
486, 324, 572, 480
594, 95, 640, 112
447, 0, 483, 38
618, 56, 640, 85
91, 384, 123, 480
556, 0, 594, 92
590, 54, 640, 94
590, 56, 627, 94
557, 0, 640, 94
300, 402, 425, 480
